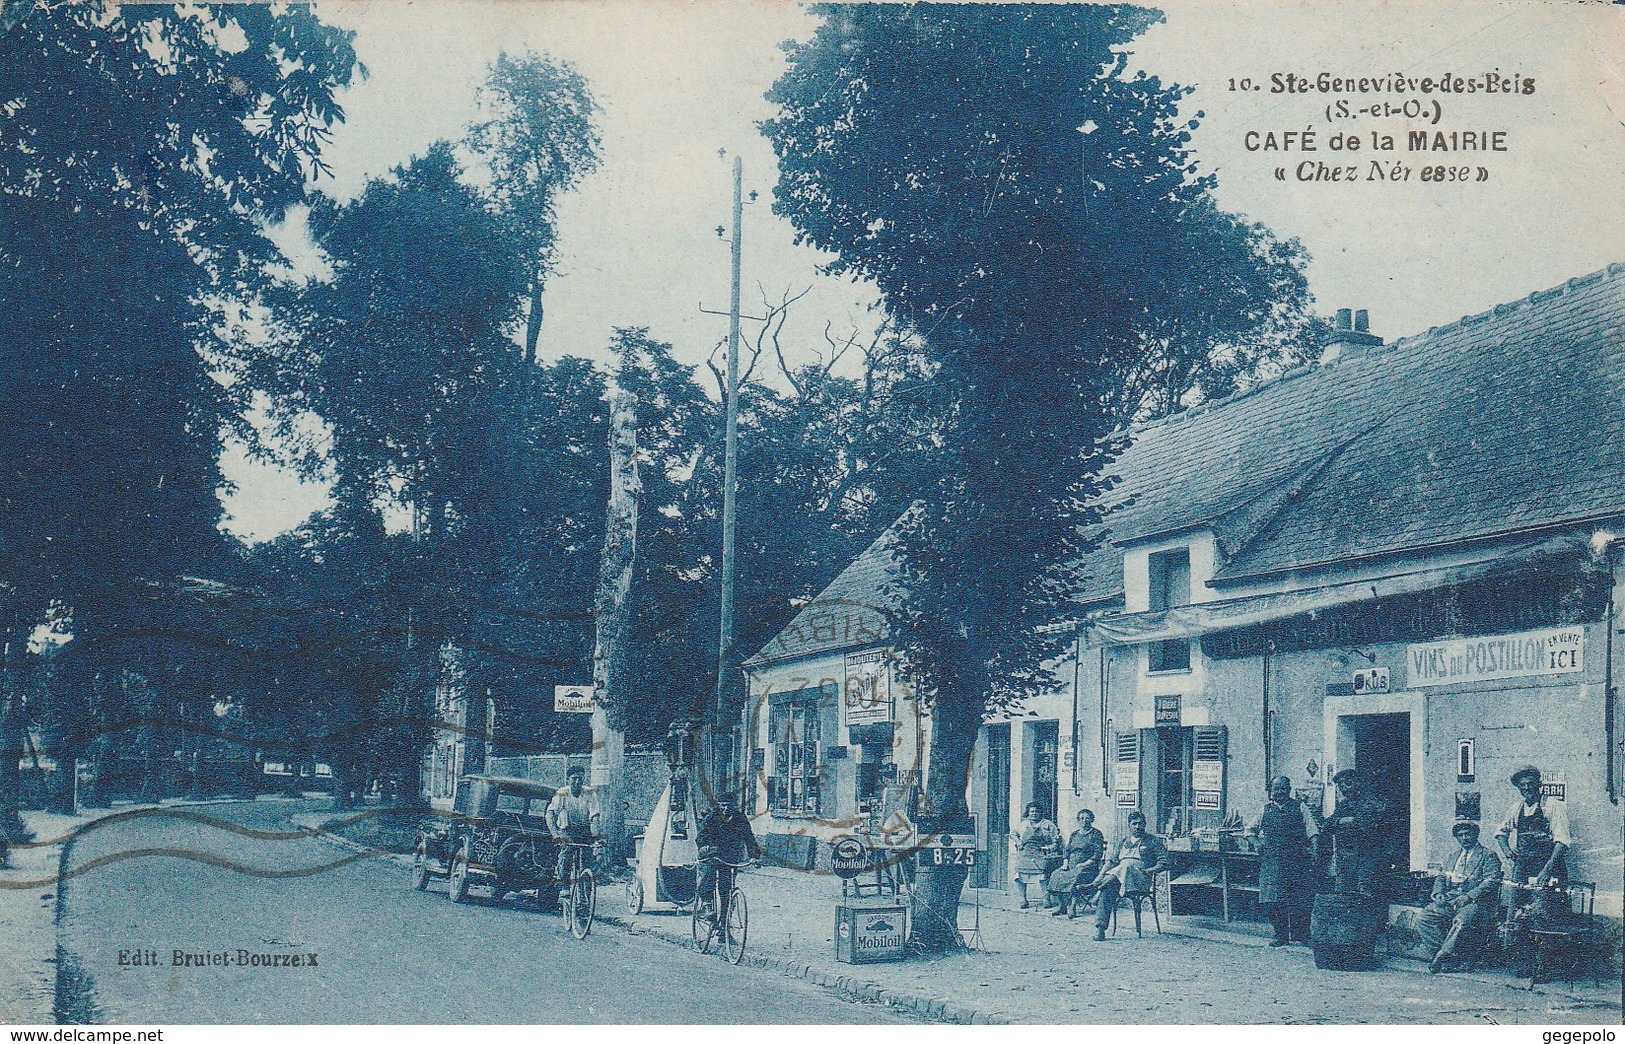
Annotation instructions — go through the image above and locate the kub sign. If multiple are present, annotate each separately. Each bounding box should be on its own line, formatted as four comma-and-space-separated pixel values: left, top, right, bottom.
553, 684, 596, 714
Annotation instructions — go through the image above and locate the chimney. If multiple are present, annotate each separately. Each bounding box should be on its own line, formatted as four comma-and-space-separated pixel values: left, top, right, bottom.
1320, 307, 1383, 364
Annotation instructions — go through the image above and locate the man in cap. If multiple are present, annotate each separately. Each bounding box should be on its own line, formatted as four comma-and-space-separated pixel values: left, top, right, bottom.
1492, 765, 1570, 888
695, 793, 761, 923
1493, 765, 1572, 976
548, 765, 601, 901
1418, 819, 1502, 973
1322, 768, 1388, 895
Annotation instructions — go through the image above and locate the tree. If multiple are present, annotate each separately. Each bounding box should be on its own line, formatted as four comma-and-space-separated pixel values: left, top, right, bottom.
261, 135, 617, 794
0, 1, 359, 834
762, 3, 1316, 949
466, 50, 602, 364
262, 143, 533, 797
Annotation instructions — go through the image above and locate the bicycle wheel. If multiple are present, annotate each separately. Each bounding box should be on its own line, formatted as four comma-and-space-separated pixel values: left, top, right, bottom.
723, 887, 748, 965
570, 868, 596, 939
691, 896, 717, 953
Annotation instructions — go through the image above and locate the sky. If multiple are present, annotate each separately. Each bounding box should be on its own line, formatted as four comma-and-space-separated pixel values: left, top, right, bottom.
220, 0, 1625, 542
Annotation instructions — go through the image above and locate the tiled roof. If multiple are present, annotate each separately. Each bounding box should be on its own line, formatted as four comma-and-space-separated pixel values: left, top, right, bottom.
746, 263, 1625, 664
1076, 261, 1625, 598
742, 531, 900, 667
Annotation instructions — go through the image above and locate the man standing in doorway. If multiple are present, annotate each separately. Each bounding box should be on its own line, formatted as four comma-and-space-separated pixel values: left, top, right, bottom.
1247, 776, 1319, 946
1322, 768, 1388, 895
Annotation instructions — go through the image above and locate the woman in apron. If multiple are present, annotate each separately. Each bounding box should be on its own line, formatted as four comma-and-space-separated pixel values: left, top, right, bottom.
1011, 802, 1059, 909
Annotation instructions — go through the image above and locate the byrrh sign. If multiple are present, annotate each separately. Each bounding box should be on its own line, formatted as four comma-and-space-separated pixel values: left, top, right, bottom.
1407, 625, 1584, 687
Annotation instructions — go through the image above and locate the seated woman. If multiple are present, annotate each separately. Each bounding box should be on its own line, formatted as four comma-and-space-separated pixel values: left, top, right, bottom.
1046, 808, 1105, 917
1088, 810, 1168, 941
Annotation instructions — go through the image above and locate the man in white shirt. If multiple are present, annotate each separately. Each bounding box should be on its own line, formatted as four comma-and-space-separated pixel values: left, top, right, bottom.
548, 766, 601, 899
1493, 765, 1573, 977
1492, 765, 1570, 887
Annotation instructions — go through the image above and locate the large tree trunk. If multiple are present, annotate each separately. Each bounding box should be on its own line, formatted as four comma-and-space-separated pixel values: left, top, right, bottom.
0, 635, 29, 843
523, 280, 545, 366
908, 645, 989, 953
590, 389, 639, 863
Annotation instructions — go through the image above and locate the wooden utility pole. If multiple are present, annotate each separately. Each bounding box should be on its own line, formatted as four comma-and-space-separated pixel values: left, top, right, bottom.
712, 155, 744, 800
591, 388, 640, 860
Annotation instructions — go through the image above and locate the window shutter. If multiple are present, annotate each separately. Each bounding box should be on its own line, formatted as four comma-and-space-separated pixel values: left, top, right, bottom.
1191, 725, 1228, 831
1194, 726, 1226, 763
1112, 730, 1140, 798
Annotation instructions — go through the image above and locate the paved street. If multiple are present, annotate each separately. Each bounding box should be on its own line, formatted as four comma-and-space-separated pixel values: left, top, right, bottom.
54, 800, 909, 1024
50, 798, 1623, 1025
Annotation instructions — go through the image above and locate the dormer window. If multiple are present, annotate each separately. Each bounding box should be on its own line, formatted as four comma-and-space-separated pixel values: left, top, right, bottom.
1148, 547, 1192, 672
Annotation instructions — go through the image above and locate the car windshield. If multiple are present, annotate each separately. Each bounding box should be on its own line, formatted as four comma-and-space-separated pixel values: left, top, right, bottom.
495, 792, 529, 814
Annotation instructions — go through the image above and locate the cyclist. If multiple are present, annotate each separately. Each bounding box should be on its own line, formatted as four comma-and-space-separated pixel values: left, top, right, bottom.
547, 766, 601, 903
695, 795, 761, 921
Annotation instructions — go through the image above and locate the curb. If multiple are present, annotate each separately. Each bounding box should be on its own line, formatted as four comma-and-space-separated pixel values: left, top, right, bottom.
289, 813, 416, 869
593, 910, 1009, 1025
284, 810, 1619, 1020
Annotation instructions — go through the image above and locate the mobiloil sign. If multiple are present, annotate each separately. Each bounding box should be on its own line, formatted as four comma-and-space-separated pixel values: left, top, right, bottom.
834, 904, 908, 964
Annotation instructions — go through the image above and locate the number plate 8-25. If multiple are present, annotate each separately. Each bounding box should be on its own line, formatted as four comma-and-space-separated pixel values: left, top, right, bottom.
924, 847, 976, 867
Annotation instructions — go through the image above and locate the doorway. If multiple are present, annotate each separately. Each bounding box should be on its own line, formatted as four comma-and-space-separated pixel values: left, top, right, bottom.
985, 723, 1011, 890
1027, 720, 1059, 822
1339, 711, 1413, 873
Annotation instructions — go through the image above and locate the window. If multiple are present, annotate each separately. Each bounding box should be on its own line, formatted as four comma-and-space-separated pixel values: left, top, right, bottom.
770, 700, 821, 815
1147, 548, 1193, 672
1151, 725, 1227, 836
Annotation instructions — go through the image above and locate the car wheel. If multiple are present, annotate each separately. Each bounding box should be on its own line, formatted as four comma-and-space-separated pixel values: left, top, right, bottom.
448, 839, 471, 904
411, 840, 431, 891
626, 875, 644, 916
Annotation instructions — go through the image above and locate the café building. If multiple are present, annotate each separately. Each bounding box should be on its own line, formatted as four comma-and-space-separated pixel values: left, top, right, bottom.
742, 266, 1625, 944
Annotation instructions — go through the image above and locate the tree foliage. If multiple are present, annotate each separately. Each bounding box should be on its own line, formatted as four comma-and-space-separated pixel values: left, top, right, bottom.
0, 0, 359, 833
762, 3, 1317, 947
466, 50, 602, 364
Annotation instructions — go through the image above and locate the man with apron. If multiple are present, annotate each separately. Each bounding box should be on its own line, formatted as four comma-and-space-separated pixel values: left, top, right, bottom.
1493, 765, 1570, 887
1493, 765, 1573, 975
1246, 776, 1320, 946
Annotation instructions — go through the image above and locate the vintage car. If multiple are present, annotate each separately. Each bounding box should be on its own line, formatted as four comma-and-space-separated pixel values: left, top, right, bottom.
412, 774, 563, 907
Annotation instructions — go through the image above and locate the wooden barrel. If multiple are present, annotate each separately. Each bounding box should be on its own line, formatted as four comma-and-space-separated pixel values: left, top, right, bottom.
1310, 892, 1385, 970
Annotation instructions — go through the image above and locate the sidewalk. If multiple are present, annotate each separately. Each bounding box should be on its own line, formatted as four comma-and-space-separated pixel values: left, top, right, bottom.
0, 809, 97, 1024
1, 796, 275, 1026
600, 864, 1622, 1024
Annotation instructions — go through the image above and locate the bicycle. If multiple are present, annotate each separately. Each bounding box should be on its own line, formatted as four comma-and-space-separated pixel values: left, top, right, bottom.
557, 840, 599, 940
691, 858, 752, 965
